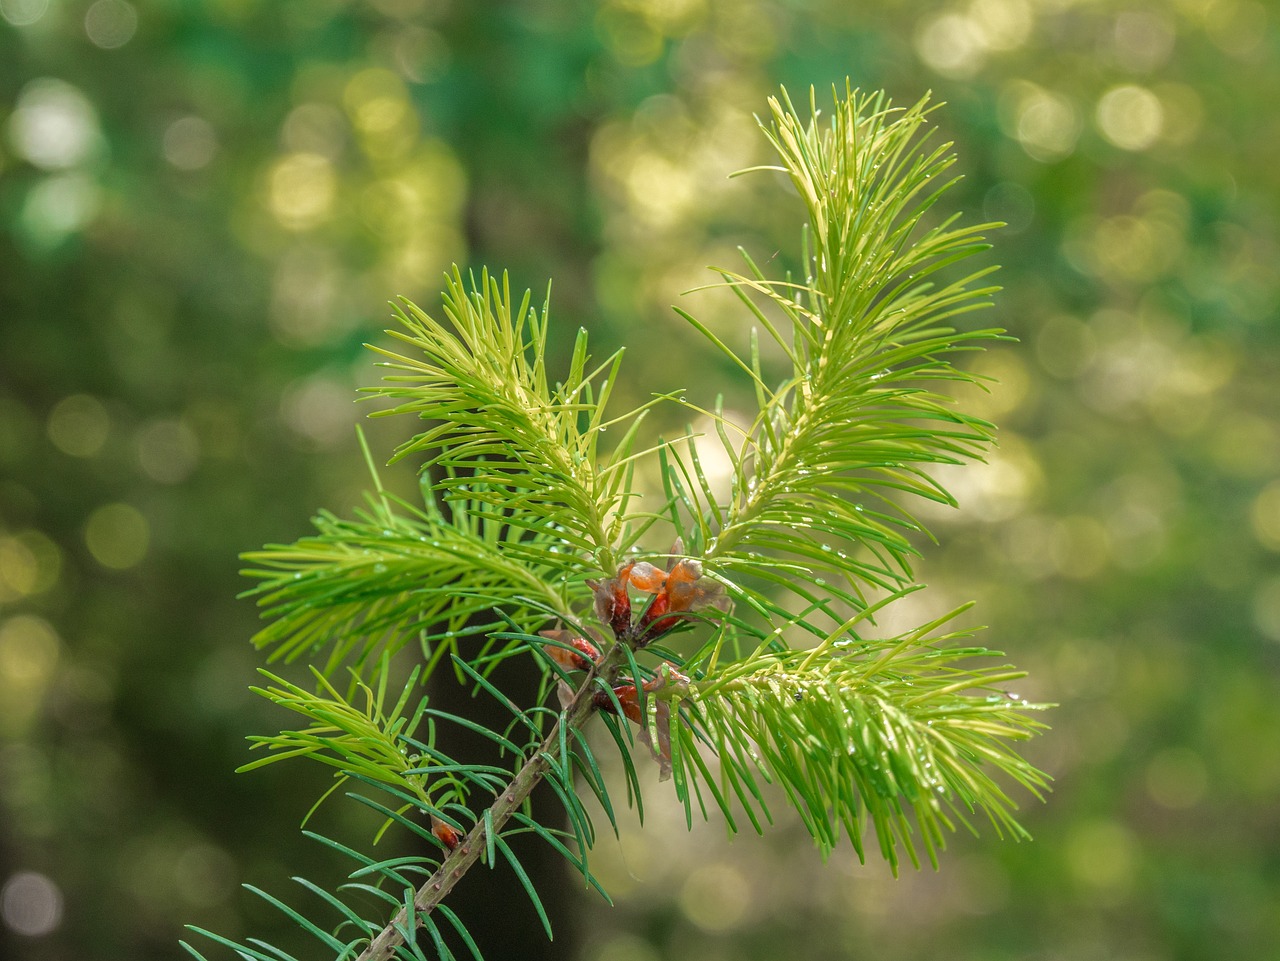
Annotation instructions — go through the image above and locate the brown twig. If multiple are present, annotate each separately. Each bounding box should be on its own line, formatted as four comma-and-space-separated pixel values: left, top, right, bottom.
353, 644, 626, 961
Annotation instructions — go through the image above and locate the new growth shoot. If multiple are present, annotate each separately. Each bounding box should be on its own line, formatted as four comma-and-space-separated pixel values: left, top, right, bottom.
184, 82, 1050, 961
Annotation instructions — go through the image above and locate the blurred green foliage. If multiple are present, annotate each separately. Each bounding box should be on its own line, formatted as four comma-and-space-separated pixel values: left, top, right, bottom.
1, 1, 1278, 960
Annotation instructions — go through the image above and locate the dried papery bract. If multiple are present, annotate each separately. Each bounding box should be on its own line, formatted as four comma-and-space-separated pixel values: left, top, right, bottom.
594, 662, 690, 781
185, 83, 1049, 961
587, 563, 634, 638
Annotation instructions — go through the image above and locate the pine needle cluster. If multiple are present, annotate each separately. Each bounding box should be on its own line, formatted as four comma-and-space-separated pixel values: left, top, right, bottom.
185, 83, 1050, 961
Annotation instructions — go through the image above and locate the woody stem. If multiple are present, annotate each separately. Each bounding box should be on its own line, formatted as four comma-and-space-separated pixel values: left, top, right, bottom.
353, 641, 631, 961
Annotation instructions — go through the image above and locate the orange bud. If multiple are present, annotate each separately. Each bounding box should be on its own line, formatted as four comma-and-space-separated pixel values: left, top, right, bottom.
593, 683, 642, 725
666, 558, 702, 585
430, 815, 462, 851
635, 590, 674, 643
539, 629, 601, 671
627, 561, 667, 593
593, 664, 688, 781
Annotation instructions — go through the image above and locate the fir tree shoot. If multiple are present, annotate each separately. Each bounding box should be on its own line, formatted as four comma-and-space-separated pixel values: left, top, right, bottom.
186, 82, 1051, 961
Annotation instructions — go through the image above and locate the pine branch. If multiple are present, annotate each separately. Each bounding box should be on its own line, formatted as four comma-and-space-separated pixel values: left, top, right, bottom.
667, 86, 1006, 615
237, 660, 461, 821
671, 604, 1050, 872
352, 637, 633, 961
191, 80, 1052, 961
364, 267, 664, 575
241, 485, 576, 676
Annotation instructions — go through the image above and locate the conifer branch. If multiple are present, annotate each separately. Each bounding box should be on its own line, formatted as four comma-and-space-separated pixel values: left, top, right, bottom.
353, 637, 631, 961
188, 81, 1051, 961
363, 267, 659, 575
672, 604, 1049, 872
240, 487, 575, 676
669, 85, 1006, 616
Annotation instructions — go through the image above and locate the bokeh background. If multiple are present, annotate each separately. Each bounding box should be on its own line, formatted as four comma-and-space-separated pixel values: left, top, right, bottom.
2, 1, 1278, 959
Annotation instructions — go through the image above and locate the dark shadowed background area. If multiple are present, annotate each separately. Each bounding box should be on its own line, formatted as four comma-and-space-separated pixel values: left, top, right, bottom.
2, 2, 1279, 960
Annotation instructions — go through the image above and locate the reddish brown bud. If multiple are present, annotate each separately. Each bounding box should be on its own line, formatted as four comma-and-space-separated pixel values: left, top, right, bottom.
572, 634, 602, 665
430, 815, 462, 851
591, 552, 727, 644
626, 554, 727, 643
593, 683, 642, 725
636, 590, 676, 643
594, 664, 688, 781
539, 629, 601, 671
